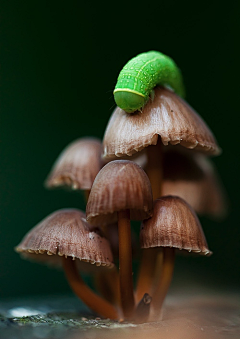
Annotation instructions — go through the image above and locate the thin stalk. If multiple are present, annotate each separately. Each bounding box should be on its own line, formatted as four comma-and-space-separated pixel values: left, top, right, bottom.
118, 210, 135, 319
95, 268, 120, 307
84, 189, 120, 307
146, 137, 163, 200
136, 138, 163, 301
135, 248, 158, 303
105, 268, 121, 307
150, 249, 163, 295
62, 257, 119, 320
151, 247, 175, 320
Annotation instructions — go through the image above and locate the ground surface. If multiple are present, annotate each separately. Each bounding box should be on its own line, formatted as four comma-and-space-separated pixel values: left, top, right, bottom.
1, 289, 239, 339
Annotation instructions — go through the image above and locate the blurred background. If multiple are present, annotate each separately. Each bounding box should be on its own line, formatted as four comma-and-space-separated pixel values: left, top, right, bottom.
0, 0, 239, 298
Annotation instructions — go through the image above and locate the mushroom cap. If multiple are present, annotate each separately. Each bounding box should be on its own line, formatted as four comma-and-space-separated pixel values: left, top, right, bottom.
162, 147, 227, 218
45, 137, 102, 190
140, 196, 212, 255
15, 209, 114, 268
86, 160, 153, 226
103, 87, 220, 158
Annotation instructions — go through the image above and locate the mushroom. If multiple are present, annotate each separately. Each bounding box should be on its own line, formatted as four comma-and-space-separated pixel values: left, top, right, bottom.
104, 87, 220, 158
15, 209, 118, 319
140, 196, 212, 320
86, 160, 153, 319
45, 137, 102, 198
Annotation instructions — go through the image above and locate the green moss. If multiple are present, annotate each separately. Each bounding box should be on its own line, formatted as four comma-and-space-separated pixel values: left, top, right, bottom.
11, 312, 118, 329
1, 313, 129, 339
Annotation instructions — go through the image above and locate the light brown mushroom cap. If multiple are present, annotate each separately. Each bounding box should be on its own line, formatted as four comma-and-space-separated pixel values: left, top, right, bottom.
15, 209, 114, 268
86, 160, 153, 226
162, 147, 227, 218
140, 196, 212, 255
103, 87, 220, 158
45, 138, 102, 190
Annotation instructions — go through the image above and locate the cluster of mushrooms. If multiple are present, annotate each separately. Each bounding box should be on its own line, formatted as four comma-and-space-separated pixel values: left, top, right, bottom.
15, 86, 226, 322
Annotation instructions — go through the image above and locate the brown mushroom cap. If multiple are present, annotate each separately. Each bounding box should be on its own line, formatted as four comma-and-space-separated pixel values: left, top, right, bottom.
86, 160, 153, 226
103, 87, 220, 158
15, 209, 114, 268
140, 196, 212, 255
45, 138, 102, 190
162, 147, 227, 218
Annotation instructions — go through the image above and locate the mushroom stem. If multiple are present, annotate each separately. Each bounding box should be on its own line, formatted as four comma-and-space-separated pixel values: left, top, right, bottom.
106, 268, 121, 307
136, 138, 163, 303
150, 249, 163, 294
135, 248, 158, 302
62, 257, 119, 320
146, 137, 163, 200
118, 210, 135, 319
95, 268, 120, 307
151, 247, 175, 319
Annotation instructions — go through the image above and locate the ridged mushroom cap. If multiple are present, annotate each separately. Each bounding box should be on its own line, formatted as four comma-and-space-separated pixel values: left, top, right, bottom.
15, 209, 114, 268
103, 87, 220, 158
162, 147, 227, 218
86, 160, 153, 226
45, 138, 102, 190
140, 196, 212, 255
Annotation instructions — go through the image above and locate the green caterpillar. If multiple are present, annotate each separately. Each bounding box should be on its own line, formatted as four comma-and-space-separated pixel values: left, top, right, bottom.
114, 51, 185, 113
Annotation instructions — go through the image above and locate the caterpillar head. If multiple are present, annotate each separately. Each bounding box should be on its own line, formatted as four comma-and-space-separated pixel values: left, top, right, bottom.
114, 90, 145, 113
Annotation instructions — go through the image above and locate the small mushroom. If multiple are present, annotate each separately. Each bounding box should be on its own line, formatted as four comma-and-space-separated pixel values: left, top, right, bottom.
86, 160, 153, 319
15, 209, 118, 319
45, 137, 102, 196
140, 196, 212, 320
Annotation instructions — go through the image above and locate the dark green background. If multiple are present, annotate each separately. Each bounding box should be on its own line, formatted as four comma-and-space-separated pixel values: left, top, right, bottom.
0, 1, 239, 298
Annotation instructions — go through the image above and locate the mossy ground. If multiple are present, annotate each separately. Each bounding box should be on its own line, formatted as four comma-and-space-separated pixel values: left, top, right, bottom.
0, 311, 138, 339
1, 291, 239, 339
